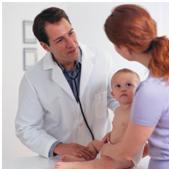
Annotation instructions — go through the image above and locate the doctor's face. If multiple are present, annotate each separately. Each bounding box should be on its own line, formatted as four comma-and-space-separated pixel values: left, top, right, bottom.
41, 18, 80, 66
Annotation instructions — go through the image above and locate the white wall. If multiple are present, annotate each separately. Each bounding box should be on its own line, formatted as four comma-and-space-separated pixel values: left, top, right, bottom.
2, 2, 169, 163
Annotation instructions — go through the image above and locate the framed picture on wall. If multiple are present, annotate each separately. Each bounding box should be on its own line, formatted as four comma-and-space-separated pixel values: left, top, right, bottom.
23, 48, 38, 71
23, 20, 37, 44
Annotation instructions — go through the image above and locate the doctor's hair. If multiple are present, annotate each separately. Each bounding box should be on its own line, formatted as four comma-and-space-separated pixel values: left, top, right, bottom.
33, 7, 70, 45
104, 4, 169, 79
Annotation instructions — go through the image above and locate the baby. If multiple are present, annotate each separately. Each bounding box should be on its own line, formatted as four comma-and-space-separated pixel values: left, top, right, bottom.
56, 68, 143, 169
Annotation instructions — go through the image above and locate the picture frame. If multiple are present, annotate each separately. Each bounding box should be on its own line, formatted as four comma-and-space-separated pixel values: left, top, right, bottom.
23, 48, 38, 71
23, 20, 37, 44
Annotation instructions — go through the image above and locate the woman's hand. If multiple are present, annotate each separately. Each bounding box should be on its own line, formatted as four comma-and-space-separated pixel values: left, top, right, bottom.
143, 142, 149, 157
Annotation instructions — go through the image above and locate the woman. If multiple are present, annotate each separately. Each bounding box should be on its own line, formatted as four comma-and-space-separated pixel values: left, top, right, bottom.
55, 4, 169, 169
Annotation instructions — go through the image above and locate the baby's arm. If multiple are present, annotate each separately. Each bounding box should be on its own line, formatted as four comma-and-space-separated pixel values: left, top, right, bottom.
87, 140, 104, 158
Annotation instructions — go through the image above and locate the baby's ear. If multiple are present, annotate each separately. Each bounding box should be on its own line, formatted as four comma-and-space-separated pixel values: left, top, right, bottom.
111, 91, 114, 97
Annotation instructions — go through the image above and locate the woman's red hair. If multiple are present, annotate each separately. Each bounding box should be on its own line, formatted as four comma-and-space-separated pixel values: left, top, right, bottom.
104, 4, 169, 79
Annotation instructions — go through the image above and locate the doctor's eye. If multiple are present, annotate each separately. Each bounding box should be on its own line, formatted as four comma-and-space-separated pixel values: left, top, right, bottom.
55, 37, 64, 44
68, 29, 75, 36
69, 31, 74, 36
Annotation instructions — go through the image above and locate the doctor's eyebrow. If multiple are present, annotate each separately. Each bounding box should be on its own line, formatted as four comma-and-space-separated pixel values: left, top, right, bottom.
53, 28, 75, 43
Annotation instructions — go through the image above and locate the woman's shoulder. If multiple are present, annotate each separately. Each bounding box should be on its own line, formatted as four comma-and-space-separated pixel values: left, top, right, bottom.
138, 76, 169, 94
135, 76, 169, 105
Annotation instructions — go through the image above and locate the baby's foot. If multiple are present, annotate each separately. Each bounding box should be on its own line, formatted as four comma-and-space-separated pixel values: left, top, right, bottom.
61, 154, 85, 162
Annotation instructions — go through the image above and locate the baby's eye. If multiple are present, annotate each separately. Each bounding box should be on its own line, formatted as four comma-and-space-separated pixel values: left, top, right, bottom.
126, 83, 135, 88
126, 83, 133, 87
115, 84, 121, 88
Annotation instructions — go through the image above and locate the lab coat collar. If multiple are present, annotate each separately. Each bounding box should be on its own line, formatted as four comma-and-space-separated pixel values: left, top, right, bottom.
42, 43, 94, 100
42, 53, 74, 100
79, 44, 94, 99
43, 52, 56, 70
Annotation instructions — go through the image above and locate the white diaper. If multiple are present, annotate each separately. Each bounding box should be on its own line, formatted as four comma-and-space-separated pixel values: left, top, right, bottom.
131, 146, 144, 168
97, 145, 144, 168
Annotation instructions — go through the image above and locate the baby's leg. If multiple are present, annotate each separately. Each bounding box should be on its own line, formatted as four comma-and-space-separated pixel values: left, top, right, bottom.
55, 156, 132, 169
55, 157, 115, 169
61, 154, 86, 162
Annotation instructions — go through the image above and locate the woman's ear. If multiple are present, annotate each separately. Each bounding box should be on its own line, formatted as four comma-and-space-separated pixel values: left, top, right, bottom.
115, 45, 134, 61
120, 46, 131, 54
127, 47, 134, 55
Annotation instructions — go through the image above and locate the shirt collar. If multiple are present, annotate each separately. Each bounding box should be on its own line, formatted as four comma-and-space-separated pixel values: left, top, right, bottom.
52, 47, 82, 71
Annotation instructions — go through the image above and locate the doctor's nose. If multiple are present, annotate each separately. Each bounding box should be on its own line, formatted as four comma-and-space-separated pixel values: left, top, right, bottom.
66, 37, 76, 49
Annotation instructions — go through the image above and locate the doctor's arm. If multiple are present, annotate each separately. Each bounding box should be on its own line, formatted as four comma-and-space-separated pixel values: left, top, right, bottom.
15, 75, 93, 159
15, 75, 58, 158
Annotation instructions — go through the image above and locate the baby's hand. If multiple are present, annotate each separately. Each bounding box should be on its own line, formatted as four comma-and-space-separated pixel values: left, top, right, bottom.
102, 132, 111, 143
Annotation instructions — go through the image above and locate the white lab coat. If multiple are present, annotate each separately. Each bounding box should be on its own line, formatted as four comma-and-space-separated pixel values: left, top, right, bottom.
15, 44, 117, 158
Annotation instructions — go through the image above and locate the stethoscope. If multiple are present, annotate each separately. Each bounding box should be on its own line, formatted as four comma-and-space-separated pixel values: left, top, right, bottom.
53, 55, 95, 140
65, 70, 95, 140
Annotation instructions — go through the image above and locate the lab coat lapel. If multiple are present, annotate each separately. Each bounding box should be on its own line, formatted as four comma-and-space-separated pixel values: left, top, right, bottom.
43, 53, 75, 100
80, 47, 94, 99
51, 66, 75, 100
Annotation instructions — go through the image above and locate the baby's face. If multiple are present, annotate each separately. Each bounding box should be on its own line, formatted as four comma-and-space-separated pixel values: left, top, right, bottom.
111, 72, 139, 105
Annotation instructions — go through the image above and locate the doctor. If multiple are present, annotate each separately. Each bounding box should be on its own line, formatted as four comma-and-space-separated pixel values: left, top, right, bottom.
15, 7, 117, 159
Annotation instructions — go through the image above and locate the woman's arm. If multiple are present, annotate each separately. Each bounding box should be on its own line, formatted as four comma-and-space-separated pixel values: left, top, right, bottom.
118, 121, 154, 161
102, 121, 154, 161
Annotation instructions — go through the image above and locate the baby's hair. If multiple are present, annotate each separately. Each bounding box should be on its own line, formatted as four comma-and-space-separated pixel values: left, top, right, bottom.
112, 68, 140, 82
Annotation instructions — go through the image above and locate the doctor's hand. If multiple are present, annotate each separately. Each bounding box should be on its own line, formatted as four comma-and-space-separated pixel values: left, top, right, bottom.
54, 143, 94, 160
